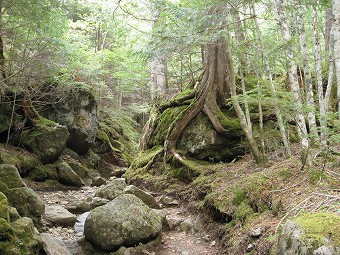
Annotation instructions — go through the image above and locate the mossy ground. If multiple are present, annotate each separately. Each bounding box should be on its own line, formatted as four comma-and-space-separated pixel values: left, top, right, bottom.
127, 144, 340, 255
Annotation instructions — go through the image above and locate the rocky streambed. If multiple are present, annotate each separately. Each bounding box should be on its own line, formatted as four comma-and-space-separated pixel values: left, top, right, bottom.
37, 174, 222, 255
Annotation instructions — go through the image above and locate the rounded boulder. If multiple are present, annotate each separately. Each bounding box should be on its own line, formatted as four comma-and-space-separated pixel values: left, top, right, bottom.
84, 194, 162, 251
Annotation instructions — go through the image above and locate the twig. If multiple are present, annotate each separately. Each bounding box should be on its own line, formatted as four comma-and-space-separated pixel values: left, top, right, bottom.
270, 178, 306, 193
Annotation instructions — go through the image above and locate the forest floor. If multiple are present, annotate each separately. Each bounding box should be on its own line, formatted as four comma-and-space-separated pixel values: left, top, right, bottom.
36, 179, 222, 255
31, 143, 340, 255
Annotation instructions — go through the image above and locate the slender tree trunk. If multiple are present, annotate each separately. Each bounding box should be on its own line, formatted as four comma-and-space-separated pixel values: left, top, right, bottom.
226, 44, 266, 165
275, 0, 310, 164
252, 4, 291, 156
233, 10, 251, 128
296, 5, 318, 139
333, 0, 340, 119
312, 5, 327, 146
150, 3, 167, 101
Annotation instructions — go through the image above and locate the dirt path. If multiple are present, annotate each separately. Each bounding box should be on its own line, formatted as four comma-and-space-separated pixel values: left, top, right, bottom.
37, 180, 222, 255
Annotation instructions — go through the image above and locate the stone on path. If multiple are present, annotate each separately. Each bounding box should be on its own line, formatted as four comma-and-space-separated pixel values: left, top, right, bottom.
74, 212, 90, 236
123, 185, 161, 209
94, 178, 126, 200
45, 205, 77, 227
41, 233, 73, 255
84, 194, 162, 251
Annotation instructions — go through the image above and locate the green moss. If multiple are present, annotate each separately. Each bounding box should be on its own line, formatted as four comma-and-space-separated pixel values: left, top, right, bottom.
0, 218, 14, 240
308, 169, 328, 184
235, 201, 254, 223
0, 144, 40, 174
149, 106, 188, 147
295, 213, 340, 247
277, 167, 294, 179
232, 188, 248, 205
28, 165, 50, 182
0, 192, 9, 221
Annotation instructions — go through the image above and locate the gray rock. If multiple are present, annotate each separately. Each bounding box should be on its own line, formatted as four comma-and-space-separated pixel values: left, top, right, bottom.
45, 86, 98, 154
94, 178, 126, 200
74, 212, 90, 236
8, 206, 20, 222
45, 205, 77, 227
84, 194, 162, 251
123, 185, 161, 209
6, 187, 45, 220
246, 243, 255, 252
177, 112, 244, 161
0, 164, 26, 188
0, 101, 23, 133
159, 195, 179, 207
41, 233, 73, 255
64, 239, 84, 255
166, 215, 183, 229
180, 218, 194, 232
57, 162, 84, 187
250, 227, 262, 238
193, 215, 205, 233
276, 213, 340, 255
66, 196, 109, 214
21, 122, 69, 164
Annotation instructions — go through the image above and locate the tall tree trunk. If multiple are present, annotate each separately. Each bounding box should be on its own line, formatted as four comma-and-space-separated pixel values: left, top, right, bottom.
296, 5, 318, 139
252, 4, 291, 156
0, 1, 6, 81
233, 10, 251, 128
333, 0, 340, 119
275, 0, 310, 164
226, 43, 266, 165
312, 5, 327, 146
150, 2, 168, 102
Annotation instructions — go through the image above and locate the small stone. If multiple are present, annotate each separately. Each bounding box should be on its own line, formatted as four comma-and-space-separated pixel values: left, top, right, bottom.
202, 235, 210, 242
180, 218, 194, 232
246, 243, 255, 252
181, 251, 190, 255
250, 227, 262, 238
210, 240, 216, 246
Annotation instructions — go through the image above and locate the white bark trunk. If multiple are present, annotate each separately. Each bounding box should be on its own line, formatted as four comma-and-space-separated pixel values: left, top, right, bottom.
296, 6, 318, 139
312, 6, 327, 146
275, 0, 309, 155
150, 57, 167, 101
252, 4, 291, 156
333, 0, 340, 119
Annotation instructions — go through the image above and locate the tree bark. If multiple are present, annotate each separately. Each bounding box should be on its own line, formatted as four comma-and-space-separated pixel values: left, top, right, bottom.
296, 5, 318, 139
332, 0, 340, 119
312, 5, 327, 146
275, 0, 310, 161
252, 4, 291, 156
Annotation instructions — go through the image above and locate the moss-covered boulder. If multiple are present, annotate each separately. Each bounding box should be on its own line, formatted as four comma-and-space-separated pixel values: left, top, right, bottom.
94, 178, 126, 200
44, 86, 98, 155
0, 192, 9, 221
0, 144, 40, 174
84, 194, 162, 251
20, 120, 69, 164
0, 100, 23, 134
0, 217, 41, 255
177, 112, 245, 162
6, 187, 45, 221
56, 161, 84, 187
147, 105, 245, 162
276, 213, 340, 255
0, 164, 26, 189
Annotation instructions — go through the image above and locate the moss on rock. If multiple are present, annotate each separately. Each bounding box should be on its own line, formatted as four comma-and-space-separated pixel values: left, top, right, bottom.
0, 192, 9, 221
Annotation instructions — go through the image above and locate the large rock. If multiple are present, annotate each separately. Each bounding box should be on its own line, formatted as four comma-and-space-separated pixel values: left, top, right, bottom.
84, 194, 162, 251
6, 187, 45, 220
0, 100, 23, 134
0, 192, 9, 220
0, 144, 40, 174
44, 205, 77, 227
21, 120, 69, 164
177, 112, 244, 161
94, 178, 126, 200
41, 233, 73, 255
45, 86, 98, 154
123, 185, 161, 209
276, 213, 340, 255
0, 164, 26, 189
57, 162, 84, 187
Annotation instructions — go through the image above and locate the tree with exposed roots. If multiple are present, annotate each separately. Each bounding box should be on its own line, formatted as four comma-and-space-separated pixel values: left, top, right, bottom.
141, 23, 265, 167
